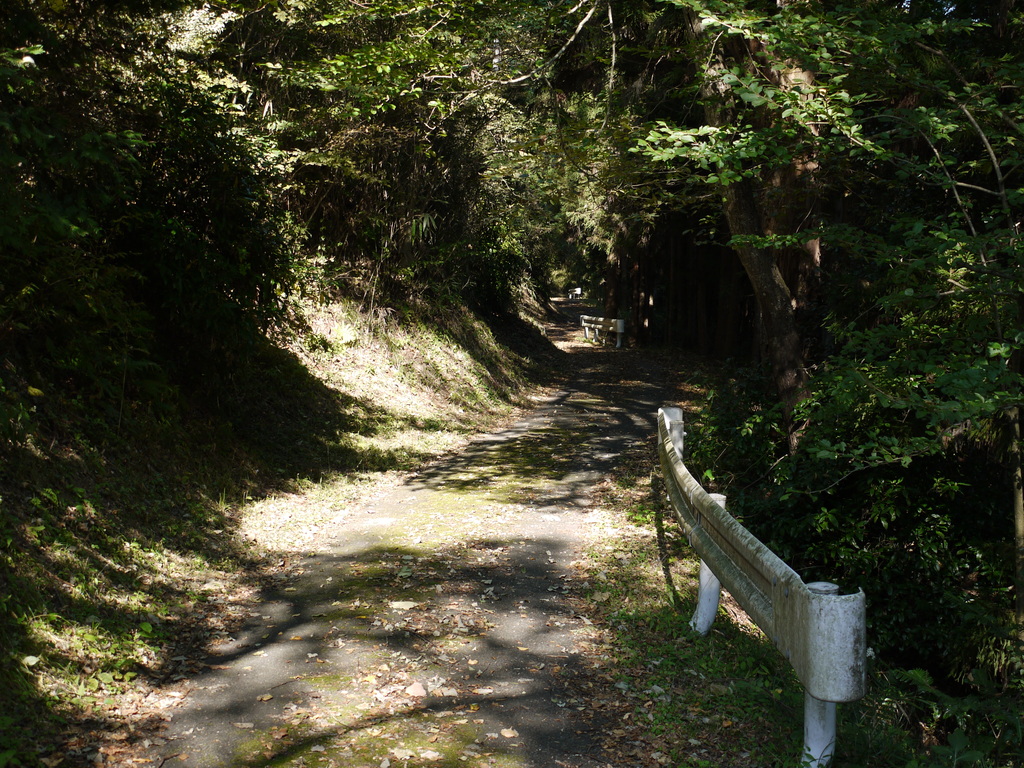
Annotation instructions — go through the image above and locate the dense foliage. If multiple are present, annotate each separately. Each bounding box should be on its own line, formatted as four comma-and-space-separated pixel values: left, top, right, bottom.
1, 1, 299, 445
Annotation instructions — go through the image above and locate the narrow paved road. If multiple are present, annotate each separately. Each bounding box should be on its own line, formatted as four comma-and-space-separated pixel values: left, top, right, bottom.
145, 303, 690, 768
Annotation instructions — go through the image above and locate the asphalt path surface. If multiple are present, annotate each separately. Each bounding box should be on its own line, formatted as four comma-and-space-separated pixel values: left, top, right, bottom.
145, 302, 688, 768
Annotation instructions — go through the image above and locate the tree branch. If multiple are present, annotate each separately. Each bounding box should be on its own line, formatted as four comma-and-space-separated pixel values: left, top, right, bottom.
494, 1, 601, 86
601, 0, 616, 130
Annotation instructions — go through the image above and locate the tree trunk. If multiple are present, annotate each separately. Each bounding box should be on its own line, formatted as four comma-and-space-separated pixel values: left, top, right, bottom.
997, 0, 1016, 39
724, 180, 808, 441
603, 250, 620, 318
679, 5, 811, 444
1011, 406, 1024, 636
1012, 291, 1024, 634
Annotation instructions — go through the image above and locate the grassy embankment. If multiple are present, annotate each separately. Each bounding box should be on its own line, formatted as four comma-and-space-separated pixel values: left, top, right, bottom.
0, 297, 554, 765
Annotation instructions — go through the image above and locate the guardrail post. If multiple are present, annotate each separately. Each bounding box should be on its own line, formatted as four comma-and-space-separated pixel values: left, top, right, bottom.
803, 692, 837, 768
690, 493, 726, 635
802, 581, 840, 767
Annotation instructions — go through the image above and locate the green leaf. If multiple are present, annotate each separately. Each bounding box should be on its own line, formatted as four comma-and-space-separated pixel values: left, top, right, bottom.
739, 92, 769, 107
948, 729, 969, 752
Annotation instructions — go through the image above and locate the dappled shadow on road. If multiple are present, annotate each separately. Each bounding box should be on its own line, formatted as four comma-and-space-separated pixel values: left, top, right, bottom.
408, 320, 685, 513
147, 305, 704, 767
154, 534, 612, 767
111, 302, 713, 768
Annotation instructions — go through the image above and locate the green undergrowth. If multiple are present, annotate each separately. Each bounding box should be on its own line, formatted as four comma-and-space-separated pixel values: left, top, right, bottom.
588, 372, 1021, 768
0, 295, 553, 766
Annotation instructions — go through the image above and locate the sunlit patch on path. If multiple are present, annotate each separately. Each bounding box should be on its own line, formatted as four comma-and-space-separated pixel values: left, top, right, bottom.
142, 305, 692, 767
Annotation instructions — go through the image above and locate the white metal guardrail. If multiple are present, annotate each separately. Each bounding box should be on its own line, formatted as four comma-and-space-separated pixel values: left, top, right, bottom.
657, 407, 867, 767
580, 315, 626, 348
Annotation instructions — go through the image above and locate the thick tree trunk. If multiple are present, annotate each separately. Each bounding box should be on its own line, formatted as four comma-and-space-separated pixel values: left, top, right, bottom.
679, 6, 811, 444
724, 180, 808, 439
1011, 406, 1024, 635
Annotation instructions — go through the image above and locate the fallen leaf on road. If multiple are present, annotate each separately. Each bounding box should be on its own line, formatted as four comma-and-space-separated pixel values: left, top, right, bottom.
233, 723, 255, 729
406, 682, 427, 697
390, 601, 419, 610
257, 694, 273, 702
500, 728, 519, 738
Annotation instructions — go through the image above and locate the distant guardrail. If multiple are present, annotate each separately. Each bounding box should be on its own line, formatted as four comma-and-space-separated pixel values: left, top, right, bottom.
657, 407, 867, 768
580, 315, 625, 348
